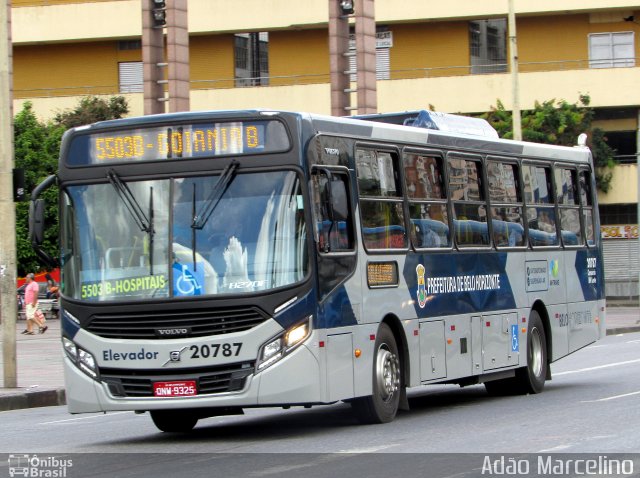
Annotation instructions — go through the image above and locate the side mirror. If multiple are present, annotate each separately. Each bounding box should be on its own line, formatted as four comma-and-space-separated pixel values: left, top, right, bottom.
330, 178, 349, 222
29, 199, 46, 245
28, 174, 59, 268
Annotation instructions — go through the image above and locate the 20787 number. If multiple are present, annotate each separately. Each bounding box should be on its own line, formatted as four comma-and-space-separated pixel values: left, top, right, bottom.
189, 343, 242, 359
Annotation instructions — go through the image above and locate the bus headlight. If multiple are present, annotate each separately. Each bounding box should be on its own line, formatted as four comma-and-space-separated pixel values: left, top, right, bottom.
62, 337, 78, 360
62, 337, 98, 380
256, 316, 312, 372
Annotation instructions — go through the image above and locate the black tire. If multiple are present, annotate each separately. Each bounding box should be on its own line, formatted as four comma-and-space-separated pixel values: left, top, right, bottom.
352, 323, 401, 424
150, 410, 198, 433
484, 310, 547, 396
515, 310, 547, 394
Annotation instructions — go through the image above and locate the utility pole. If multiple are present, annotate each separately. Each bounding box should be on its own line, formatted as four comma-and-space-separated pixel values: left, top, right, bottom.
143, 0, 167, 115
143, 0, 190, 115
0, 0, 18, 388
508, 0, 521, 141
354, 0, 376, 114
329, 0, 352, 116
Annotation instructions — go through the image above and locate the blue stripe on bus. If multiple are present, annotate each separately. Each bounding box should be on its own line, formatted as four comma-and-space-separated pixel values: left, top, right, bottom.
404, 252, 516, 317
61, 308, 81, 339
272, 289, 317, 330
575, 249, 605, 301
317, 285, 358, 329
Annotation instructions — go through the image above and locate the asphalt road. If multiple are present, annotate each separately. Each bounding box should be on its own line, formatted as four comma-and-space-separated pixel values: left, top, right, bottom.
0, 332, 638, 477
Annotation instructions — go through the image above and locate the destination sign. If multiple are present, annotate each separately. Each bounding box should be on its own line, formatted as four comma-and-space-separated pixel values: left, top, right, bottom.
67, 120, 289, 165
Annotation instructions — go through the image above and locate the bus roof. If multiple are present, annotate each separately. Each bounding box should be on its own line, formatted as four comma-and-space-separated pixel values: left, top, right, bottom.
306, 111, 592, 164
68, 108, 592, 165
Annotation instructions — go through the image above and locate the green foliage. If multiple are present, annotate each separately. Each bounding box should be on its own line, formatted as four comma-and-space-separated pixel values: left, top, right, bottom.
14, 102, 62, 276
54, 96, 129, 129
480, 95, 615, 192
14, 96, 129, 275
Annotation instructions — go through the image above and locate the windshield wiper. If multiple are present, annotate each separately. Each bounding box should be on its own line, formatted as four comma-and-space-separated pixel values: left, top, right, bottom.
190, 161, 239, 270
107, 169, 155, 272
191, 160, 240, 230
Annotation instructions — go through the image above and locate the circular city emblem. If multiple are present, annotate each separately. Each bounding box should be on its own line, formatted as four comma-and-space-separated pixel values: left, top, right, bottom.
416, 264, 427, 308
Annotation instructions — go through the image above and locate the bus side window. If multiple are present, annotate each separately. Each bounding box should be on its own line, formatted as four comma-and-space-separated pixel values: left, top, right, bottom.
523, 164, 559, 247
555, 167, 583, 246
448, 156, 489, 247
579, 169, 596, 247
486, 160, 525, 248
311, 170, 354, 252
357, 149, 407, 250
404, 152, 450, 249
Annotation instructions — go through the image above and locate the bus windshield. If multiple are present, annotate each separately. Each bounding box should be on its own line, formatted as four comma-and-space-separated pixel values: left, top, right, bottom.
62, 170, 308, 301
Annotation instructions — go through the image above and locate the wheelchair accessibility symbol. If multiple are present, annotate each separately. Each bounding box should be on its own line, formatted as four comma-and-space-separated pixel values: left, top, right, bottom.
173, 262, 204, 296
511, 324, 519, 352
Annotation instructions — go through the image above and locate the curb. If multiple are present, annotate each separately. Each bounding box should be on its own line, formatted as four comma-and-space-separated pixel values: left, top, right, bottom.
606, 326, 640, 336
0, 388, 66, 412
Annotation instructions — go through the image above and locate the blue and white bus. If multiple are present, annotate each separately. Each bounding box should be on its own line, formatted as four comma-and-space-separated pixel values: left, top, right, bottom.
30, 109, 605, 432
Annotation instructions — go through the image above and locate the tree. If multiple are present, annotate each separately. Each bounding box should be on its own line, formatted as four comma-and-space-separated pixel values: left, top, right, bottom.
54, 95, 129, 129
14, 102, 62, 276
14, 96, 129, 276
480, 95, 616, 192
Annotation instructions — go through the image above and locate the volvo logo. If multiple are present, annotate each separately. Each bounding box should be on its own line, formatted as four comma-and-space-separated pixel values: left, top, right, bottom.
162, 346, 187, 367
155, 327, 191, 338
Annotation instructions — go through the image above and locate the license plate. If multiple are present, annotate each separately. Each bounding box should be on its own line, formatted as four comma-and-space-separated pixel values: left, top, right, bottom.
153, 380, 197, 397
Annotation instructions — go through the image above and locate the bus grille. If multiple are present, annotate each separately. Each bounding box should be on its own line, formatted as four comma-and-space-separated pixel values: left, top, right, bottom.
86, 307, 269, 339
100, 362, 254, 398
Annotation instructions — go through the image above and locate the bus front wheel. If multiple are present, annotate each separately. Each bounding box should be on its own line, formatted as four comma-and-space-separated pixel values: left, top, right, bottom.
150, 410, 198, 433
352, 323, 401, 424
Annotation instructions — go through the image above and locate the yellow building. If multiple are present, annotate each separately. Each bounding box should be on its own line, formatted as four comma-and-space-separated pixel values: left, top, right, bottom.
10, 0, 640, 297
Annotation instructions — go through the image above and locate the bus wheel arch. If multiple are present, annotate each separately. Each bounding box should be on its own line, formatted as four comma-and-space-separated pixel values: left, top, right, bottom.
515, 304, 549, 394
351, 317, 407, 423
530, 300, 553, 379
381, 315, 410, 411
485, 304, 550, 396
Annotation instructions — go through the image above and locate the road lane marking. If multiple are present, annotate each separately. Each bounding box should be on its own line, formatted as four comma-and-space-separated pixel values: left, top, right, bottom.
581, 390, 640, 403
40, 411, 129, 425
554, 358, 640, 376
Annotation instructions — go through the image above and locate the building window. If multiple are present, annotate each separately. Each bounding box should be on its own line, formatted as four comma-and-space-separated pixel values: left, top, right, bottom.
235, 33, 269, 87
118, 61, 143, 93
348, 29, 393, 81
469, 19, 507, 74
606, 130, 637, 163
117, 40, 141, 51
589, 32, 635, 68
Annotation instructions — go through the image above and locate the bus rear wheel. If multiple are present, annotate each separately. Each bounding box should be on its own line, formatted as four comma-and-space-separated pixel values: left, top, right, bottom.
515, 310, 547, 394
150, 410, 198, 433
352, 323, 401, 424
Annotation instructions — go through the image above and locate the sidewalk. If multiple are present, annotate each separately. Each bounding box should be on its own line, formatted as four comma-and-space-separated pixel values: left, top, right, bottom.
1, 306, 639, 412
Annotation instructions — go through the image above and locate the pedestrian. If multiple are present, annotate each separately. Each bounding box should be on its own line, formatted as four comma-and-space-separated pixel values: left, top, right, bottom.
45, 273, 59, 299
22, 272, 48, 335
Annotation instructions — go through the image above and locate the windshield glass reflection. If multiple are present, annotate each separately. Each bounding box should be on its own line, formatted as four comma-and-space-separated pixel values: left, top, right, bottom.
63, 171, 308, 301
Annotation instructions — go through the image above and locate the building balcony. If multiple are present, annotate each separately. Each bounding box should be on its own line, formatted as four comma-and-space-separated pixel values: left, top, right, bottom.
14, 62, 640, 120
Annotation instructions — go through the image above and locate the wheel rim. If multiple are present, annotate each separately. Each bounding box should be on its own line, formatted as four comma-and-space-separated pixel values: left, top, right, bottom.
530, 327, 543, 378
375, 344, 400, 402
